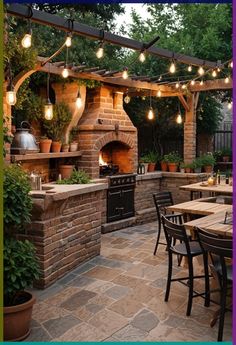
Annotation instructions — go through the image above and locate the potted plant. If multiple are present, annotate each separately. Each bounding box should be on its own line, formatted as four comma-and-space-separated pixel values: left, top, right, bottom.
200, 153, 216, 173
160, 155, 169, 172
183, 163, 194, 173
69, 127, 79, 152
221, 148, 232, 162
43, 102, 72, 153
164, 151, 182, 172
192, 157, 203, 173
39, 136, 52, 153
180, 162, 185, 173
59, 164, 75, 179
56, 169, 91, 184
61, 139, 70, 153
3, 165, 40, 341
213, 150, 222, 163
139, 154, 150, 174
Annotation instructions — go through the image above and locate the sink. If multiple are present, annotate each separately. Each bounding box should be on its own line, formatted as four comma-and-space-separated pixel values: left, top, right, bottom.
42, 186, 54, 191
199, 196, 232, 205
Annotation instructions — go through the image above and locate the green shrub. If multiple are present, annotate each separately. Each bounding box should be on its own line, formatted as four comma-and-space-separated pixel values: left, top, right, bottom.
200, 154, 216, 166
4, 238, 40, 306
56, 169, 91, 184
221, 147, 232, 157
192, 157, 203, 169
140, 151, 159, 163
163, 151, 182, 163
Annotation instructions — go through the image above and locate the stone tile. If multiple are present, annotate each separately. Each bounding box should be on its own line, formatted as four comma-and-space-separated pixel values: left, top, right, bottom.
142, 256, 164, 266
127, 284, 162, 304
91, 256, 132, 270
55, 322, 108, 341
88, 309, 128, 337
147, 323, 175, 341
57, 272, 77, 285
150, 277, 167, 289
104, 285, 131, 300
108, 296, 143, 318
26, 326, 52, 342
43, 286, 81, 306
60, 289, 97, 310
86, 280, 115, 294
43, 314, 81, 338
112, 324, 148, 341
125, 263, 163, 281
83, 266, 124, 281
72, 262, 96, 275
32, 283, 65, 302
131, 309, 159, 332
32, 302, 70, 323
69, 275, 96, 288
112, 274, 149, 289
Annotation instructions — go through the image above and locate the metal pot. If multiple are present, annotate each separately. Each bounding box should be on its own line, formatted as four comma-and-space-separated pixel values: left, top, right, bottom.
11, 121, 39, 154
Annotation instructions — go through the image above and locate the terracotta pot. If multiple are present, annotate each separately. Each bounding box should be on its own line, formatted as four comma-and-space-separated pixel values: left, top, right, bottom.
204, 165, 213, 173
59, 165, 75, 179
69, 142, 78, 152
222, 156, 230, 162
39, 138, 52, 153
61, 144, 70, 152
168, 163, 178, 173
148, 163, 156, 172
185, 167, 192, 173
160, 161, 168, 172
4, 291, 36, 341
51, 141, 62, 153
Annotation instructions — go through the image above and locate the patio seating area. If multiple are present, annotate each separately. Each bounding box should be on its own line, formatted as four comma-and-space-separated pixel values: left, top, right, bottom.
28, 222, 232, 342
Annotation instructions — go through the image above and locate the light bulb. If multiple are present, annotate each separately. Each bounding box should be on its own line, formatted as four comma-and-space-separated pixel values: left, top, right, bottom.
200, 80, 204, 85
176, 113, 182, 124
147, 107, 154, 120
187, 65, 192, 72
182, 84, 186, 89
230, 61, 233, 68
175, 82, 180, 88
157, 90, 162, 97
124, 95, 131, 104
96, 46, 104, 59
44, 102, 53, 120
190, 80, 195, 85
212, 70, 217, 77
76, 96, 82, 109
139, 52, 146, 63
227, 102, 232, 110
224, 77, 229, 84
65, 35, 72, 47
21, 33, 32, 48
62, 67, 69, 78
122, 68, 128, 79
6, 90, 17, 106
169, 61, 176, 74
198, 66, 204, 76
217, 67, 221, 72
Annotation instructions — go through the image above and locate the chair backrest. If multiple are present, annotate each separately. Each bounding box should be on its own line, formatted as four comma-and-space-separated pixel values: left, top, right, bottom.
197, 228, 232, 282
162, 215, 190, 252
153, 192, 173, 221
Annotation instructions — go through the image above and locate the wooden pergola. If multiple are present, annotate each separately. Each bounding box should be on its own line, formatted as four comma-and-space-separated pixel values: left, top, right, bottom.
6, 4, 232, 163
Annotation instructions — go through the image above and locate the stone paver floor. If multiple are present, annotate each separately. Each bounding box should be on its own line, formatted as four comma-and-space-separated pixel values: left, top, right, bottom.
29, 222, 232, 342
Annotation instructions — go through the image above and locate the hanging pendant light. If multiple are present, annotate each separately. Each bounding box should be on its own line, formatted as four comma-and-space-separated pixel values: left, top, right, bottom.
176, 102, 182, 124
122, 67, 128, 79
169, 60, 176, 74
65, 32, 72, 47
44, 72, 53, 120
76, 88, 82, 109
21, 6, 33, 48
147, 92, 155, 120
62, 66, 69, 78
6, 85, 17, 106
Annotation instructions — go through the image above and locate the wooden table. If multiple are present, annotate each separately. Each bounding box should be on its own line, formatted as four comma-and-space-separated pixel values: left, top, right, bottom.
180, 182, 232, 200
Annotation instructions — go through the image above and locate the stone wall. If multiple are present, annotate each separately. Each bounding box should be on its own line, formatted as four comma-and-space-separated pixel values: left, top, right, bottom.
20, 188, 106, 288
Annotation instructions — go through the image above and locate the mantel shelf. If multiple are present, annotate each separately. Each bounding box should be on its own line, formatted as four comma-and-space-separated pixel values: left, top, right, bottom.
11, 151, 82, 162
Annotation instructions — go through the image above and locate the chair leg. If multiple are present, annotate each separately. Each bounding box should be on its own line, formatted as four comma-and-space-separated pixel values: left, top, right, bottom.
203, 253, 210, 307
186, 257, 194, 316
217, 283, 227, 342
153, 220, 161, 255
165, 252, 173, 302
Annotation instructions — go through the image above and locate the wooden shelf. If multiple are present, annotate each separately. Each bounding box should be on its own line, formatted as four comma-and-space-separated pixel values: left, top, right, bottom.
11, 151, 82, 162
216, 162, 232, 165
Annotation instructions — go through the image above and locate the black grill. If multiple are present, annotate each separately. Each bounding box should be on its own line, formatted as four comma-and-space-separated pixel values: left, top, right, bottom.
107, 174, 136, 223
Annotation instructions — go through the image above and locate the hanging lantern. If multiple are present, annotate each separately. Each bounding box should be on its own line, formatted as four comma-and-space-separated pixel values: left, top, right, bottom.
147, 107, 154, 120
65, 33, 72, 47
76, 90, 82, 109
6, 85, 17, 106
44, 100, 53, 120
124, 95, 131, 104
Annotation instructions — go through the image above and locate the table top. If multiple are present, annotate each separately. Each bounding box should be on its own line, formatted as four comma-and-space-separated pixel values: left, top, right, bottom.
166, 199, 232, 216
184, 211, 232, 238
179, 182, 232, 195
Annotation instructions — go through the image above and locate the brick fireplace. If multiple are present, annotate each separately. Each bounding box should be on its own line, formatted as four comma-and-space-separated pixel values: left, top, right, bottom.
78, 86, 138, 179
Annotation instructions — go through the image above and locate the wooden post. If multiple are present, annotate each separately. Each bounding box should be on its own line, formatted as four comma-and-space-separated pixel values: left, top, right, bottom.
183, 93, 199, 163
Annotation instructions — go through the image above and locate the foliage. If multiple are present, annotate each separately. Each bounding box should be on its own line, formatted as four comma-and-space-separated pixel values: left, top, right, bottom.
200, 154, 216, 166
43, 102, 72, 141
3, 118, 13, 158
56, 169, 91, 184
221, 147, 232, 157
192, 157, 203, 169
163, 151, 182, 163
213, 150, 222, 161
78, 79, 102, 89
4, 237, 40, 306
3, 164, 32, 232
69, 126, 79, 143
140, 151, 159, 163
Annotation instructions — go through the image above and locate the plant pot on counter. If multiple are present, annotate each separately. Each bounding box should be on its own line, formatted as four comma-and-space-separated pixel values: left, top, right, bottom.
59, 165, 75, 179
222, 156, 230, 162
168, 163, 178, 173
185, 167, 192, 173
4, 291, 36, 341
148, 163, 156, 172
160, 161, 168, 172
51, 141, 62, 153
39, 138, 52, 153
70, 142, 78, 152
61, 144, 70, 152
194, 167, 202, 173
204, 165, 213, 173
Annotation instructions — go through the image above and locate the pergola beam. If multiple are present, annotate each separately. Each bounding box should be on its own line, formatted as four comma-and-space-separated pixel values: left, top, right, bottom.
7, 3, 223, 69
178, 95, 190, 112
189, 79, 232, 92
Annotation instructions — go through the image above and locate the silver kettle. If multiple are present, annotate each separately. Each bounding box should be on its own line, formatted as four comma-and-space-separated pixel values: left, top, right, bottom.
11, 121, 39, 154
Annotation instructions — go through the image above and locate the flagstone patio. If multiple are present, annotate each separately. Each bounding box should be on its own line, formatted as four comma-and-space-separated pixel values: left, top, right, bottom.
28, 222, 232, 342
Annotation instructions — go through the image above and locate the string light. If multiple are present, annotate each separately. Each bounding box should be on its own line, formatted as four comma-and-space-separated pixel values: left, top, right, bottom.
187, 65, 192, 72
227, 102, 232, 110
190, 80, 195, 85
157, 90, 162, 97
198, 66, 204, 76
147, 107, 154, 120
65, 33, 72, 47
200, 80, 204, 86
96, 42, 104, 59
212, 70, 217, 77
217, 67, 221, 72
224, 76, 230, 84
139, 51, 146, 63
182, 84, 186, 89
44, 72, 53, 120
169, 60, 176, 74
21, 8, 33, 49
230, 61, 233, 68
122, 67, 128, 79
62, 66, 69, 78
176, 113, 182, 124
175, 81, 180, 88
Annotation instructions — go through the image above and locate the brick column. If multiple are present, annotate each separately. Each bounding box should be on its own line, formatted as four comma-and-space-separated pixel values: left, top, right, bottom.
184, 93, 197, 163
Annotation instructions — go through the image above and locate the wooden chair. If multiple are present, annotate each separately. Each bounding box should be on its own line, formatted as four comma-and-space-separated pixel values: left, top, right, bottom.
162, 215, 207, 316
197, 228, 232, 342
